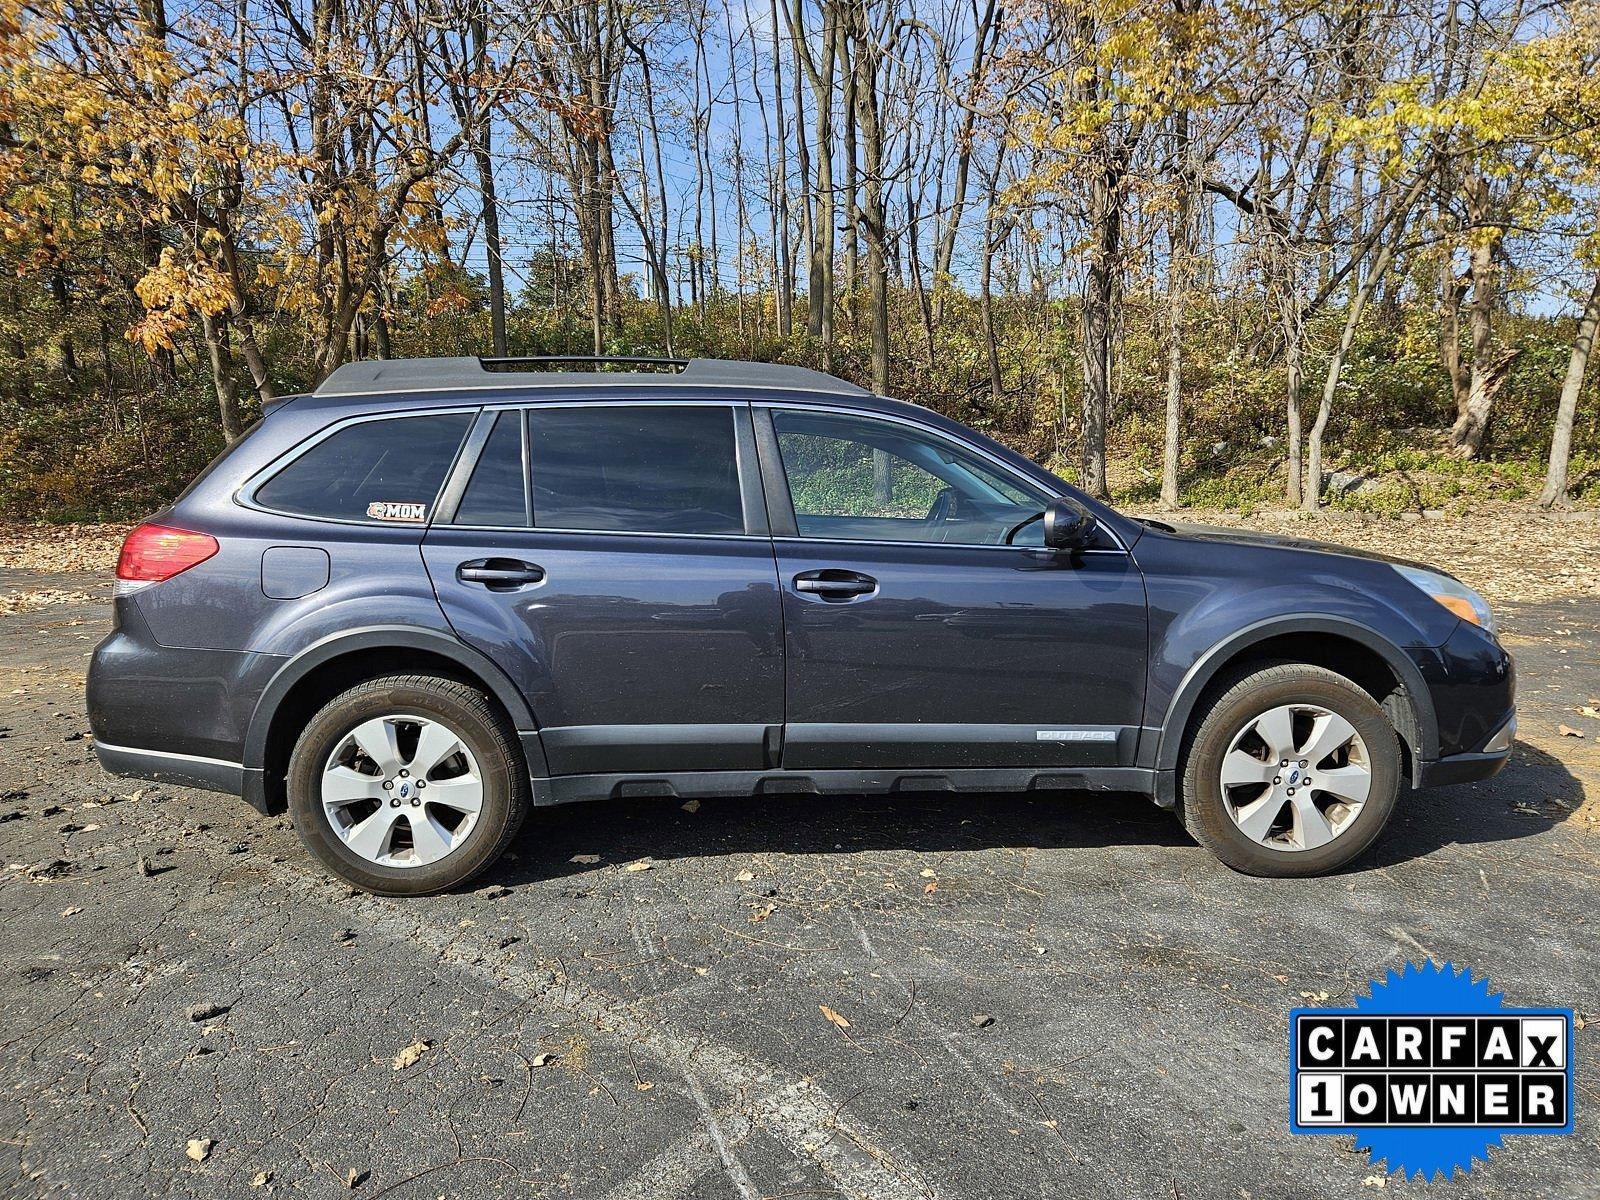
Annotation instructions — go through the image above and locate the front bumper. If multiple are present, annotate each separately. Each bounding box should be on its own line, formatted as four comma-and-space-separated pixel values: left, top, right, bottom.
1415, 713, 1515, 789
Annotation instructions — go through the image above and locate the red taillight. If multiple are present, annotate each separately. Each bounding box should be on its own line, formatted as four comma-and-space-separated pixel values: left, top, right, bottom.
116, 523, 219, 583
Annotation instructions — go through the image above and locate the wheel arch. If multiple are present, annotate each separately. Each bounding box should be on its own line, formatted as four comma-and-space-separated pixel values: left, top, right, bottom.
244, 627, 541, 812
1154, 616, 1438, 787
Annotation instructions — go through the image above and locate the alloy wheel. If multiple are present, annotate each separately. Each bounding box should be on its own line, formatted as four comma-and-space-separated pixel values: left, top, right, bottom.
1219, 702, 1372, 852
320, 713, 483, 867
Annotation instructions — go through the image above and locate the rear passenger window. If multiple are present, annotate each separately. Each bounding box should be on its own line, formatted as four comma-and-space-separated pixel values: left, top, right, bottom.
255, 412, 473, 523
455, 411, 528, 526
527, 406, 745, 535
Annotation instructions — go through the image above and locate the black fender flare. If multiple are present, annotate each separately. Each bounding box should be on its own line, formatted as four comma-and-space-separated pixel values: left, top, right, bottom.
242, 625, 538, 772
1152, 614, 1440, 781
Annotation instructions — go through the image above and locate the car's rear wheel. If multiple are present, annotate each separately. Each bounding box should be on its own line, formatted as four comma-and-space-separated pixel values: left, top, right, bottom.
1179, 663, 1401, 876
288, 674, 528, 895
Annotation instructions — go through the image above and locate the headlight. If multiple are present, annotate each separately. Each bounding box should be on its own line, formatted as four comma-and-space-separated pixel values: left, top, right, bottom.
1392, 565, 1495, 635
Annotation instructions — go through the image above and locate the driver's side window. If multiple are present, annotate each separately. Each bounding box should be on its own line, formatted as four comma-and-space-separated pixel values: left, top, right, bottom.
771, 409, 1050, 545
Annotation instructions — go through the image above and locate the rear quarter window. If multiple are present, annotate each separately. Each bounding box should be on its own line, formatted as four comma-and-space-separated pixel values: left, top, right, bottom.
253, 412, 473, 523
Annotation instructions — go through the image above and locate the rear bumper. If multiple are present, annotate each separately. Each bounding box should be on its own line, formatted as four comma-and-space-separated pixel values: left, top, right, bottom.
87, 593, 278, 809
95, 740, 240, 795
93, 740, 270, 811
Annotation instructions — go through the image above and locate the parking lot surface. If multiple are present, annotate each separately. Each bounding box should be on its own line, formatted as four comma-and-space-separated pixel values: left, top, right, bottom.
1, 526, 1596, 1199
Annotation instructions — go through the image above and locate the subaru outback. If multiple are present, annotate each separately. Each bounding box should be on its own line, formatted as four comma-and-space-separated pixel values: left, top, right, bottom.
87, 357, 1515, 895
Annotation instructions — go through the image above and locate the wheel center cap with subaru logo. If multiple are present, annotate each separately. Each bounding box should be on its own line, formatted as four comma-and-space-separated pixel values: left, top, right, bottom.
397, 781, 411, 799
1290, 961, 1575, 1181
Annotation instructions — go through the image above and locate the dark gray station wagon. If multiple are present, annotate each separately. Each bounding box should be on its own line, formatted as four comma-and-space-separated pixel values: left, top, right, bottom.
88, 357, 1514, 894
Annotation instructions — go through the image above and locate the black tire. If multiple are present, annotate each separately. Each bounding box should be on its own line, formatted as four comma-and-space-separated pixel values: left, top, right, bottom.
288, 674, 529, 896
1179, 662, 1401, 877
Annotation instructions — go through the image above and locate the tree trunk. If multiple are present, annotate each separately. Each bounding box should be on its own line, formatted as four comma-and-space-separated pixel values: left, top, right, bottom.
469, 13, 506, 357
1538, 270, 1600, 507
1304, 238, 1402, 509
1449, 202, 1504, 456
850, 5, 890, 397
766, 0, 793, 336
1080, 158, 1122, 501
932, 0, 1000, 326
1160, 108, 1195, 510
1278, 280, 1304, 505
788, 0, 838, 353
201, 312, 245, 443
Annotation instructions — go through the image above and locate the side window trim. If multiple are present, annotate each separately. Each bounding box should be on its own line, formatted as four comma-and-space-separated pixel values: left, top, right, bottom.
441, 408, 532, 528
519, 408, 533, 527
439, 400, 759, 538
755, 401, 1128, 554
752, 405, 799, 537
434, 409, 499, 525
239, 406, 481, 528
466, 399, 755, 539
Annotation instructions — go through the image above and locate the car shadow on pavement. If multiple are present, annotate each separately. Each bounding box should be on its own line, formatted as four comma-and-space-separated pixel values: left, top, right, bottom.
483, 740, 1584, 888
491, 788, 1187, 888
85, 735, 1573, 890
1354, 740, 1588, 871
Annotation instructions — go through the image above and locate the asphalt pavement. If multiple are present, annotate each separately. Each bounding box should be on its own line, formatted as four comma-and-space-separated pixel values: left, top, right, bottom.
0, 569, 1596, 1199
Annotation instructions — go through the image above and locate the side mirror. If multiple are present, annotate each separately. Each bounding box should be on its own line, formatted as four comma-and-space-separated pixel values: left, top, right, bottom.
1043, 498, 1097, 551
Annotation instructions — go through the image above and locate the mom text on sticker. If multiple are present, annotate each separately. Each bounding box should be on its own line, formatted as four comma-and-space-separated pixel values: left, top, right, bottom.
367, 501, 427, 522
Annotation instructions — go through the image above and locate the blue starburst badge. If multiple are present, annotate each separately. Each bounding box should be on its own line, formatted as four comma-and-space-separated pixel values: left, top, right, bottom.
1290, 961, 1575, 1181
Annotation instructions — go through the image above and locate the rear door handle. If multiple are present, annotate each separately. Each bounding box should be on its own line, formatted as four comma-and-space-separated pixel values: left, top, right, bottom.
457, 558, 545, 590
793, 569, 877, 599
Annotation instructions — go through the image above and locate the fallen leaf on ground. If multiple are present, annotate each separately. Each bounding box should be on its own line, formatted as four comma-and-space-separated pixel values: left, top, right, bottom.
734, 869, 754, 882
622, 859, 652, 872
531, 1052, 557, 1067
250, 1170, 272, 1187
819, 1004, 851, 1029
923, 881, 938, 894
749, 903, 776, 923
1581, 706, 1600, 720
569, 854, 601, 864
919, 868, 936, 878
1559, 724, 1584, 738
60, 906, 81, 916
345, 1168, 368, 1188
680, 798, 700, 813
391, 1039, 431, 1070
186, 1138, 213, 1163
635, 1080, 655, 1092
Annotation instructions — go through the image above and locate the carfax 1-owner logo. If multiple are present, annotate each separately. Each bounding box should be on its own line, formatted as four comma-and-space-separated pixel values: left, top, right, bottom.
1290, 961, 1575, 1181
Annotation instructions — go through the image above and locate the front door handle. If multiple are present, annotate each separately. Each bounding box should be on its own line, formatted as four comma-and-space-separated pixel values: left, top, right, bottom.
457, 558, 545, 590
793, 569, 877, 599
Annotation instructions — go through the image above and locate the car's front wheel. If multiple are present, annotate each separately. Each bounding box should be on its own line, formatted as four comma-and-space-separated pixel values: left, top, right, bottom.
288, 674, 528, 895
1180, 662, 1401, 876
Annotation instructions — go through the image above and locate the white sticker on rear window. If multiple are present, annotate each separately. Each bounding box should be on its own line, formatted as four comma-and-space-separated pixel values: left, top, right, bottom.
367, 501, 427, 523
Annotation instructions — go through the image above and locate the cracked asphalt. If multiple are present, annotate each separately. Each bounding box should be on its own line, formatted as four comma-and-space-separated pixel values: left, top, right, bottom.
1, 566, 1597, 1199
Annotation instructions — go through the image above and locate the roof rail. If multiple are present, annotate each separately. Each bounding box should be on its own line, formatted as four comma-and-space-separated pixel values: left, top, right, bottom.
313, 356, 870, 398
480, 355, 688, 372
